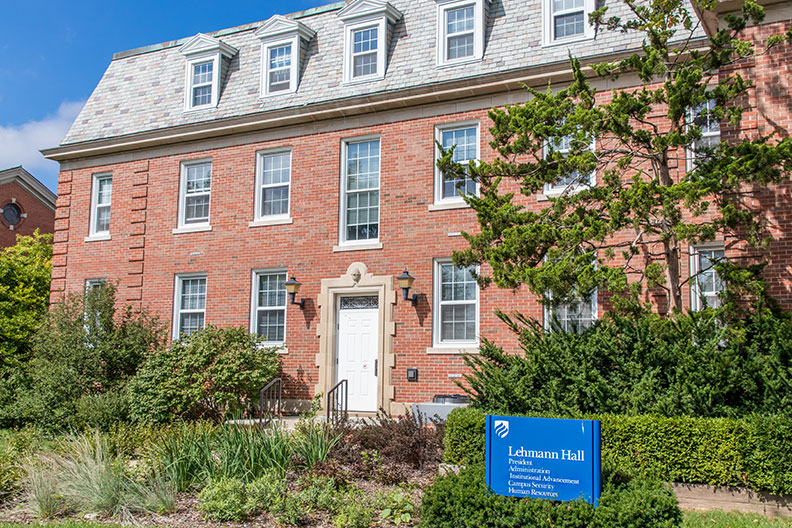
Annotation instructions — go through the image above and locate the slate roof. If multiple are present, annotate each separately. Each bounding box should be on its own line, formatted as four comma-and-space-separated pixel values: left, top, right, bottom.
60, 0, 703, 146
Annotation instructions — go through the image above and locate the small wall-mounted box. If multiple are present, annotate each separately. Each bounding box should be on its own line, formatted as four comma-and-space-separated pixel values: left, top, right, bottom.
407, 368, 418, 381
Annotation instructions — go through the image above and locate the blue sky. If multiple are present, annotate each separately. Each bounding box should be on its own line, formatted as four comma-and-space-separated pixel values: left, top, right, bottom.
0, 0, 329, 192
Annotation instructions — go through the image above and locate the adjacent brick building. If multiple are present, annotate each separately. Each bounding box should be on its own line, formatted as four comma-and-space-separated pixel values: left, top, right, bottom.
42, 0, 792, 414
0, 166, 56, 248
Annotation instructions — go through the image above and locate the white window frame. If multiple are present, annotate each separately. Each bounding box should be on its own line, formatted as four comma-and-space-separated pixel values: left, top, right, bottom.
543, 289, 598, 332
250, 269, 288, 349
690, 243, 726, 311
433, 259, 480, 348
542, 135, 596, 198
543, 0, 596, 47
173, 273, 207, 339
254, 148, 292, 224
434, 121, 480, 206
85, 278, 106, 292
686, 100, 721, 172
88, 173, 112, 240
343, 18, 387, 84
435, 0, 487, 67
184, 54, 221, 111
339, 135, 381, 247
176, 159, 212, 232
261, 37, 299, 96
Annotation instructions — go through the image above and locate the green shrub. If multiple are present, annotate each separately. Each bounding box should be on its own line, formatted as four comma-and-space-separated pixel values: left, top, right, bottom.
15, 284, 165, 431
443, 407, 485, 465
197, 477, 248, 522
245, 469, 287, 514
463, 310, 792, 419
333, 494, 375, 528
129, 325, 280, 423
443, 408, 792, 494
420, 464, 680, 528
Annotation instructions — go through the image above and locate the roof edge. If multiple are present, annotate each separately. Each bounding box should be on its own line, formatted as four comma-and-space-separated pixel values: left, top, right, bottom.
0, 167, 57, 210
112, 1, 344, 61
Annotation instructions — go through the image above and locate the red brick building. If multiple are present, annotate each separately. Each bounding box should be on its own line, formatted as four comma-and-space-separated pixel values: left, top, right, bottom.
0, 166, 56, 248
42, 0, 792, 414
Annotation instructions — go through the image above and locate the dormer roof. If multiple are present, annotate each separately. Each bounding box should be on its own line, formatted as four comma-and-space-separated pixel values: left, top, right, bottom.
338, 0, 402, 23
180, 33, 238, 58
255, 15, 316, 42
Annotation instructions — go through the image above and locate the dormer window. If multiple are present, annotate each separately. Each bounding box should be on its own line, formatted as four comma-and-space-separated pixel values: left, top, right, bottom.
338, 0, 402, 84
255, 15, 315, 97
191, 61, 213, 107
435, 0, 490, 66
180, 33, 237, 111
543, 0, 595, 46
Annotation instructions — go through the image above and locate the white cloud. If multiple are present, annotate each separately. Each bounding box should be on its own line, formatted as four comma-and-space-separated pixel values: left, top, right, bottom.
0, 101, 85, 191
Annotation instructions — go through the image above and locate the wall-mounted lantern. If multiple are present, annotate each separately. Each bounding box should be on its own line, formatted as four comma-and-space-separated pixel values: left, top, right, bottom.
397, 269, 418, 306
284, 276, 306, 310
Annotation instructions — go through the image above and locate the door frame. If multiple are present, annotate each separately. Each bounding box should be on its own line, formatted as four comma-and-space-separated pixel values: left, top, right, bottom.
316, 262, 397, 414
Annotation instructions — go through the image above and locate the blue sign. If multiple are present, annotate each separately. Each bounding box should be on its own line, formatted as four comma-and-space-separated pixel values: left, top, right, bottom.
485, 415, 601, 504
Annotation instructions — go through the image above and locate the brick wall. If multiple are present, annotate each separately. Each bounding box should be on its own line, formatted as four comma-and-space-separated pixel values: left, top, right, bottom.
0, 181, 55, 247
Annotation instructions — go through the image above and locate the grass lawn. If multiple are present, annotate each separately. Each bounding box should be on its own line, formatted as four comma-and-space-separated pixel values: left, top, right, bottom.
683, 511, 792, 527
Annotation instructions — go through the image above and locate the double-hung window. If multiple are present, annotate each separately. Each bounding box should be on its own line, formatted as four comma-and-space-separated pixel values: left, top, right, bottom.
435, 122, 479, 205
251, 270, 287, 346
85, 278, 105, 292
434, 260, 479, 347
690, 244, 725, 311
341, 138, 380, 245
543, 133, 595, 197
88, 173, 112, 239
544, 291, 597, 332
190, 61, 213, 108
339, 1, 400, 84
174, 274, 207, 339
255, 149, 291, 222
266, 44, 292, 94
445, 5, 475, 61
178, 161, 212, 230
688, 100, 721, 170
351, 27, 379, 79
435, 0, 488, 66
543, 0, 595, 45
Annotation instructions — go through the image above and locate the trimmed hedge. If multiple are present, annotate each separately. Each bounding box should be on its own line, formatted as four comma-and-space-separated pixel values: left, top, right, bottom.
443, 408, 792, 495
463, 310, 792, 419
420, 463, 682, 528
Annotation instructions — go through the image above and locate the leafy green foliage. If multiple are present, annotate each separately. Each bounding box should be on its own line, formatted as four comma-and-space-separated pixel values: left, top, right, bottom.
462, 309, 792, 418
442, 407, 485, 466
0, 231, 52, 369
379, 490, 415, 526
443, 408, 792, 494
197, 477, 248, 521
421, 463, 680, 528
13, 284, 165, 431
440, 0, 792, 312
128, 325, 280, 423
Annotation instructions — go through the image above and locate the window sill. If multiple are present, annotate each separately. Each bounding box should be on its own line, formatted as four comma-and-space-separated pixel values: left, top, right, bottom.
428, 201, 471, 212
183, 104, 217, 113
333, 242, 383, 253
435, 56, 482, 70
259, 344, 288, 355
426, 346, 479, 355
343, 74, 385, 86
249, 217, 293, 228
542, 34, 594, 48
173, 225, 213, 234
84, 234, 111, 242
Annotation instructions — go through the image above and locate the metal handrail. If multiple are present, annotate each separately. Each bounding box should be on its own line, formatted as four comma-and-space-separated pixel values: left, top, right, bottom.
258, 377, 282, 428
326, 379, 348, 425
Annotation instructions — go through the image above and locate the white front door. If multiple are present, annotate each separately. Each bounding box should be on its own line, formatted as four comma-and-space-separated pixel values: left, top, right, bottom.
336, 295, 379, 412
